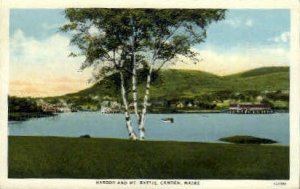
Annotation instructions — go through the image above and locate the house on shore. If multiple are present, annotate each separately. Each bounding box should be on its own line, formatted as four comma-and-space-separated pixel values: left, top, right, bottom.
228, 103, 273, 114
100, 101, 121, 113
39, 103, 71, 113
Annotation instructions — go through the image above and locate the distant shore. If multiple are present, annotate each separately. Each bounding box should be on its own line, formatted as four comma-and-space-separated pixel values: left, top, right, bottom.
8, 112, 56, 121
8, 109, 289, 122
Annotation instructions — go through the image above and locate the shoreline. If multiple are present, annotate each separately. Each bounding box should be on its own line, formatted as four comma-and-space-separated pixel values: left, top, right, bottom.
8, 135, 290, 146
49, 109, 290, 114
8, 112, 56, 121
8, 110, 289, 121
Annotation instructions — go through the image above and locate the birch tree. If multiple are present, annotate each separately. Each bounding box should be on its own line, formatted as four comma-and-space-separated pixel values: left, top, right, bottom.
61, 9, 139, 140
61, 9, 226, 140
134, 10, 226, 139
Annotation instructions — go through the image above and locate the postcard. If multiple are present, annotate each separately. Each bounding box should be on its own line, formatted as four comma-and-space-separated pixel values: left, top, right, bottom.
0, 0, 299, 189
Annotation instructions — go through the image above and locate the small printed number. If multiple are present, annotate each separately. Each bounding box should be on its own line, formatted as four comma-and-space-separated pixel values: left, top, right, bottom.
273, 182, 286, 186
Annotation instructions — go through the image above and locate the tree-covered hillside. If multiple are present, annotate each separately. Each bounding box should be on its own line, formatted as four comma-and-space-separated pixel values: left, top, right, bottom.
41, 66, 289, 112
65, 66, 289, 99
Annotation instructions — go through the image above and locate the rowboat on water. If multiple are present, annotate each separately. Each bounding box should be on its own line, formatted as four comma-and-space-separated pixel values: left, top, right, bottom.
161, 118, 174, 123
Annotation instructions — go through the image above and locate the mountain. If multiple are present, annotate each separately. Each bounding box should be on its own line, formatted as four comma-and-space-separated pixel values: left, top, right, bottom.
225, 66, 289, 78
62, 66, 289, 101
40, 66, 289, 111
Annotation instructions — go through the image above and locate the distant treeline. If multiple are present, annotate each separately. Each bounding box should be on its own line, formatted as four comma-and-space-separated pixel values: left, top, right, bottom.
8, 96, 54, 121
41, 67, 288, 112
8, 96, 43, 113
42, 89, 289, 112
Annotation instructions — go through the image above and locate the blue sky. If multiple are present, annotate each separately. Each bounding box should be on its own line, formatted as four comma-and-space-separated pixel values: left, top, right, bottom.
10, 9, 66, 39
9, 9, 290, 97
10, 9, 290, 50
199, 9, 290, 50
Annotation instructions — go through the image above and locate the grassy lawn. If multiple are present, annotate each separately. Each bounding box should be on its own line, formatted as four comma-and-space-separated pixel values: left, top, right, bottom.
9, 136, 289, 179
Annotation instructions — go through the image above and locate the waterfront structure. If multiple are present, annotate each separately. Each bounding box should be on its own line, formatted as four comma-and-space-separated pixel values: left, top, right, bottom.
40, 103, 71, 113
100, 101, 121, 113
228, 103, 273, 114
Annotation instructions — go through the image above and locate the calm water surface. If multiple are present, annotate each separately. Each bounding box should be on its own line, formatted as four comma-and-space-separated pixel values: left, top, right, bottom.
9, 112, 289, 144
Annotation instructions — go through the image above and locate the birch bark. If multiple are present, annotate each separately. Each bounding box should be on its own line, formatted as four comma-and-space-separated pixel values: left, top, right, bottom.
131, 20, 141, 128
132, 57, 140, 124
130, 16, 143, 139
138, 62, 154, 140
120, 71, 137, 140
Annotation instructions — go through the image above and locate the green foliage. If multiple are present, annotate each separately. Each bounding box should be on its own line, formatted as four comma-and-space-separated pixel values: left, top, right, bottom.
37, 67, 289, 111
9, 136, 289, 179
228, 67, 289, 78
64, 67, 289, 102
271, 100, 289, 110
8, 112, 55, 121
266, 90, 289, 101
8, 96, 42, 113
61, 8, 226, 81
8, 96, 56, 121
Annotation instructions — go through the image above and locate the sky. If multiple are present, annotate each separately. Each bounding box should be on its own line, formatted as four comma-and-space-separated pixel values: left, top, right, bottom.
9, 9, 290, 97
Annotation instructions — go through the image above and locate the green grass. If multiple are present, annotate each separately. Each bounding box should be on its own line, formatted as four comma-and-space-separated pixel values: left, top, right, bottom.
9, 136, 289, 179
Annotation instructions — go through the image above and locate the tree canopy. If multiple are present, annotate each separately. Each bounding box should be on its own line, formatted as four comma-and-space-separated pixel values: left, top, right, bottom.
61, 8, 226, 140
61, 9, 226, 77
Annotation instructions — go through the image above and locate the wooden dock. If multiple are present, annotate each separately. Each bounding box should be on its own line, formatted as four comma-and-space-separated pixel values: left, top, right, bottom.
228, 103, 273, 114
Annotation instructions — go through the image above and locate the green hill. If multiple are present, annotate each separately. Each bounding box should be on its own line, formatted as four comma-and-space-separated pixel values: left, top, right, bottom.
44, 66, 289, 111
226, 66, 289, 78
66, 66, 289, 98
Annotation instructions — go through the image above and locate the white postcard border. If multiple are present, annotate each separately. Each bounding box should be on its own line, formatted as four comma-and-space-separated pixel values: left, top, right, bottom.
0, 1, 299, 189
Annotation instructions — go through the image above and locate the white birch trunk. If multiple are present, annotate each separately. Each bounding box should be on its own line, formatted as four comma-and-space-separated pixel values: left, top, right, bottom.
120, 71, 137, 140
130, 17, 142, 137
131, 31, 141, 128
139, 63, 154, 140
132, 58, 140, 124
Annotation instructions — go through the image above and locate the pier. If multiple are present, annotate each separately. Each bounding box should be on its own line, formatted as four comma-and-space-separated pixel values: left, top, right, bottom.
228, 103, 273, 114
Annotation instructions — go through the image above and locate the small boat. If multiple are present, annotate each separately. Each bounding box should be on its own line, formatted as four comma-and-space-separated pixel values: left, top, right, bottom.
161, 118, 174, 123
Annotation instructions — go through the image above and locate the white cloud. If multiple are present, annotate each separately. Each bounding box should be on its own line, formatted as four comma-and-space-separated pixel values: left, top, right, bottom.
224, 18, 254, 28
273, 32, 290, 43
42, 23, 61, 30
9, 29, 290, 96
10, 29, 91, 97
88, 25, 106, 37
169, 46, 289, 76
224, 18, 241, 28
245, 19, 253, 27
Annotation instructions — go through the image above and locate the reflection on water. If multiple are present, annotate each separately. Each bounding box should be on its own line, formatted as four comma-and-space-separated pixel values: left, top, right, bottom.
9, 112, 289, 145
